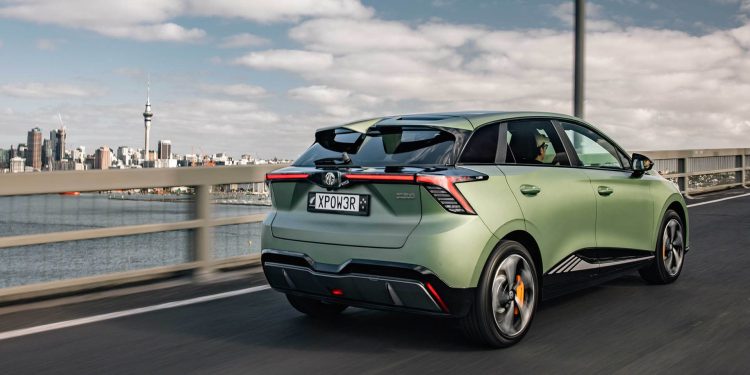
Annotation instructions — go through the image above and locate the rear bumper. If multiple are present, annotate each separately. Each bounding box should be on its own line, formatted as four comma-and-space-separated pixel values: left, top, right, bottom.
261, 249, 475, 317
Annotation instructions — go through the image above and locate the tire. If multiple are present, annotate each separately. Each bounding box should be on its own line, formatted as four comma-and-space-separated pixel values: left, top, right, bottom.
639, 209, 685, 284
459, 240, 539, 348
286, 294, 347, 318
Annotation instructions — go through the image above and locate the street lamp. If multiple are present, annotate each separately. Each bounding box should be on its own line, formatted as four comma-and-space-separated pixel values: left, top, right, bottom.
574, 0, 585, 118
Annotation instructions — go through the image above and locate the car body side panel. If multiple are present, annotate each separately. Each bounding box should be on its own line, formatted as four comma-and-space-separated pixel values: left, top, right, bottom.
454, 166, 526, 285
581, 169, 656, 251
497, 165, 598, 273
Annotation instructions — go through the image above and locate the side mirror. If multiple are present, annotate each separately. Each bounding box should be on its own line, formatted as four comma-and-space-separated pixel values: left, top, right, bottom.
631, 153, 653, 177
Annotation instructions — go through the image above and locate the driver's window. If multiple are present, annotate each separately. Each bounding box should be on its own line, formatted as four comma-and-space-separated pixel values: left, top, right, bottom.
560, 122, 624, 169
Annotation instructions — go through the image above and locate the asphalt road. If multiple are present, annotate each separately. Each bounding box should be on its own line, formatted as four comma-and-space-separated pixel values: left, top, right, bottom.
1, 190, 750, 374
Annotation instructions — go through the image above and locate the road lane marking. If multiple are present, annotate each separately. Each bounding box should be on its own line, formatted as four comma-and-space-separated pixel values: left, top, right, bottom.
0, 284, 271, 342
687, 193, 750, 208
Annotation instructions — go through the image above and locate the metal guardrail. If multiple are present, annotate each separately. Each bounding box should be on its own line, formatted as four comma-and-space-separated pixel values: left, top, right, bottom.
0, 164, 285, 303
0, 148, 748, 303
637, 148, 750, 195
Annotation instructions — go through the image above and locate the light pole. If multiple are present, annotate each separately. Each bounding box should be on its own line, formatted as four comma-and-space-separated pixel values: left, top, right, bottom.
574, 0, 585, 118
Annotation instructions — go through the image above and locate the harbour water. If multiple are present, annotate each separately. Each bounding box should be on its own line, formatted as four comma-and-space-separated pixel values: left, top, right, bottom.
0, 194, 271, 288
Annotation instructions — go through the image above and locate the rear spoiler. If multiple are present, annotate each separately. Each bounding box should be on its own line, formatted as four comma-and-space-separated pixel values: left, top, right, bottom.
314, 118, 383, 154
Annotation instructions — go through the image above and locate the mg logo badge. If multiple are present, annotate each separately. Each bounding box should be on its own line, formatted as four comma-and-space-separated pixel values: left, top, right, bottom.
323, 172, 337, 187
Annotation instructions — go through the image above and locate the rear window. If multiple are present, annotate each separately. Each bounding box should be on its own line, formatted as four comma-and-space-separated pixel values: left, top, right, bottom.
294, 126, 468, 167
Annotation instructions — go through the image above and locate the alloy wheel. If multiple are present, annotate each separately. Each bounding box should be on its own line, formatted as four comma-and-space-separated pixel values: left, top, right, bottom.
490, 254, 536, 337
662, 218, 684, 276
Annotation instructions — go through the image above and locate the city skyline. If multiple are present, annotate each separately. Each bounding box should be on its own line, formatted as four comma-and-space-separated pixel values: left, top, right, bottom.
1, 87, 290, 170
0, 1, 749, 157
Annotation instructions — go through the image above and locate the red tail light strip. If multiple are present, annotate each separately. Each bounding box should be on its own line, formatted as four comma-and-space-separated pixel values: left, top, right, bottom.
343, 174, 415, 182
425, 282, 450, 313
265, 173, 310, 181
416, 175, 477, 215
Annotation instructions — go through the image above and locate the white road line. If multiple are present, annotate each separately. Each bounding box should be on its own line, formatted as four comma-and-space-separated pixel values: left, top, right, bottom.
0, 284, 271, 342
687, 193, 750, 208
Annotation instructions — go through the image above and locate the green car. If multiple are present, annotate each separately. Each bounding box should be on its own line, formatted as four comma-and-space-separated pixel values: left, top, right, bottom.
261, 112, 688, 347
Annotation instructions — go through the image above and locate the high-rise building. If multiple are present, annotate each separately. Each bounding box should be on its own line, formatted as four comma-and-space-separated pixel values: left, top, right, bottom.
94, 146, 111, 170
49, 128, 66, 161
158, 140, 171, 160
9, 145, 16, 159
0, 148, 7, 169
42, 138, 53, 170
26, 127, 42, 170
143, 79, 153, 162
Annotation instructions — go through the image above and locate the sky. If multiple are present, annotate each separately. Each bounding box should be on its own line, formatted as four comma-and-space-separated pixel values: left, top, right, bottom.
0, 0, 749, 159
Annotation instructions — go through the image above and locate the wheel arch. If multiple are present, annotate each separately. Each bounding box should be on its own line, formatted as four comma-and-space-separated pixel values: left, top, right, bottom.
656, 194, 689, 251
501, 231, 544, 286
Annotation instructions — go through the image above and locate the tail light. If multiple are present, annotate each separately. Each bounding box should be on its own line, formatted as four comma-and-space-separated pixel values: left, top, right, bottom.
265, 173, 310, 182
343, 174, 415, 182
416, 175, 484, 215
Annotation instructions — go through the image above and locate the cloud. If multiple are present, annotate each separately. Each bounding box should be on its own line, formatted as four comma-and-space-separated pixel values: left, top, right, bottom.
218, 33, 269, 48
238, 15, 750, 151
289, 85, 382, 117
0, 0, 373, 42
233, 49, 334, 73
0, 0, 203, 42
185, 0, 373, 22
94, 23, 205, 42
0, 82, 105, 99
200, 83, 269, 98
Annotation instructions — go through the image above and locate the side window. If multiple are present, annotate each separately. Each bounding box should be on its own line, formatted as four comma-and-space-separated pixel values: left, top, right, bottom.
560, 122, 627, 169
459, 123, 499, 164
506, 120, 569, 166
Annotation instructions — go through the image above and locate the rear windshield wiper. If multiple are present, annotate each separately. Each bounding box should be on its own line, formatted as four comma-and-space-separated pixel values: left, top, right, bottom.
314, 152, 356, 167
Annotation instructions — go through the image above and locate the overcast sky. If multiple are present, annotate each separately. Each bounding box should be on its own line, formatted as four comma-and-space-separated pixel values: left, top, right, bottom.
1, 0, 749, 158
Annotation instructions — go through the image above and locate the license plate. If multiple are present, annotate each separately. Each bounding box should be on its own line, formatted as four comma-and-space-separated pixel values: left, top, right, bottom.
307, 192, 370, 216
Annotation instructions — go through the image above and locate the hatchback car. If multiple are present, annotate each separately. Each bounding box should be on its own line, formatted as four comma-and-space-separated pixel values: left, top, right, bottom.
261, 112, 688, 347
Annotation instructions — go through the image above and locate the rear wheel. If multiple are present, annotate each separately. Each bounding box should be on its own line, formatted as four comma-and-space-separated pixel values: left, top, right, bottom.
459, 240, 539, 348
639, 209, 685, 284
286, 294, 347, 318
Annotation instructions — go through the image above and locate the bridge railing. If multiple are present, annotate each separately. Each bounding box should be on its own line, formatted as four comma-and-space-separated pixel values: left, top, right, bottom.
639, 148, 750, 195
1, 148, 748, 303
0, 165, 285, 303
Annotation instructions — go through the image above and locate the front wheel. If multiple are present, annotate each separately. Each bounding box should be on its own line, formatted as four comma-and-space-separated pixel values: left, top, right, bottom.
639, 209, 685, 284
286, 294, 347, 318
459, 240, 539, 348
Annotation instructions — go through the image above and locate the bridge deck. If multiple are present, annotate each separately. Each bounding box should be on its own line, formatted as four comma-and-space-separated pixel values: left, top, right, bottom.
1, 190, 749, 374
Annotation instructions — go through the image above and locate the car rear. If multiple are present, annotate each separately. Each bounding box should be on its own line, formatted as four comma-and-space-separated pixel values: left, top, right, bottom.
261, 116, 497, 316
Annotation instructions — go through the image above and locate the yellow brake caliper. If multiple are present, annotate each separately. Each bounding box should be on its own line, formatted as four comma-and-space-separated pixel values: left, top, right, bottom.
514, 275, 525, 316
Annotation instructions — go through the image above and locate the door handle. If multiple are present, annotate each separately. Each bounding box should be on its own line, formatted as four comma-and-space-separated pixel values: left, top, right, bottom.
597, 186, 614, 196
520, 184, 541, 196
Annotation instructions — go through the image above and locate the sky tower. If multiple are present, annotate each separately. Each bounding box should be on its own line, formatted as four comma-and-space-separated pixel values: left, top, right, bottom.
143, 78, 153, 161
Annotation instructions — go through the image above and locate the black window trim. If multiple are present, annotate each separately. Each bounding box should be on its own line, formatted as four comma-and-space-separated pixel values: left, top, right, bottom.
458, 117, 572, 168
551, 119, 633, 172
456, 116, 634, 174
